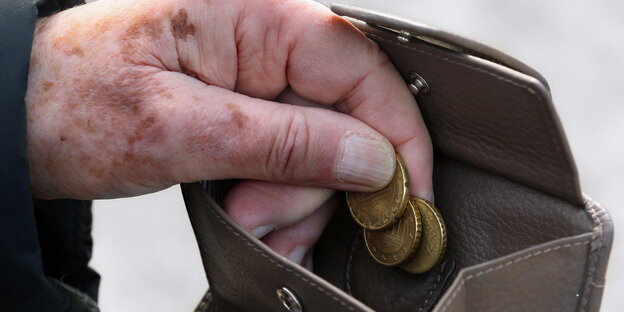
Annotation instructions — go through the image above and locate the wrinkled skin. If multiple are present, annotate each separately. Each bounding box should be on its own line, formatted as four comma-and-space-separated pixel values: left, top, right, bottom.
26, 0, 432, 266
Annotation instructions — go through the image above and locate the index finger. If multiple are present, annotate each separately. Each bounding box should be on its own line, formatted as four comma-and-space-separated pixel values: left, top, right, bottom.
234, 1, 433, 200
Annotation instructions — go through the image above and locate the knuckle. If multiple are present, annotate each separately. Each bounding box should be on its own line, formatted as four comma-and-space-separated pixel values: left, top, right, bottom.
266, 110, 310, 179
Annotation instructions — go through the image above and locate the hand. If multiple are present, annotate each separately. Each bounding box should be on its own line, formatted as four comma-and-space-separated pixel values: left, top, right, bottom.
26, 0, 432, 266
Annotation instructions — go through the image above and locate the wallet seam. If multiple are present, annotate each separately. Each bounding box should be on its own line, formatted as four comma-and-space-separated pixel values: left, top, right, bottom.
414, 260, 447, 312
579, 198, 605, 312
437, 238, 592, 312
361, 30, 573, 194
345, 228, 362, 296
204, 198, 360, 311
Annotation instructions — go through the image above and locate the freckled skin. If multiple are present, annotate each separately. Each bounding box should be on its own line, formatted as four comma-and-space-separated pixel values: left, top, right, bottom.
70, 46, 84, 57
226, 102, 249, 129
42, 81, 53, 92
126, 14, 164, 40
27, 0, 293, 199
53, 37, 85, 57
25, 1, 181, 198
171, 9, 196, 39
127, 116, 156, 145
25, 0, 289, 199
23, 0, 433, 266
24, 0, 423, 203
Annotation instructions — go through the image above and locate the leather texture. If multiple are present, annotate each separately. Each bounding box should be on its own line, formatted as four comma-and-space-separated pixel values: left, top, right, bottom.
434, 233, 593, 312
182, 4, 614, 312
313, 155, 603, 312
314, 209, 455, 312
335, 5, 583, 205
182, 183, 374, 312
329, 4, 550, 89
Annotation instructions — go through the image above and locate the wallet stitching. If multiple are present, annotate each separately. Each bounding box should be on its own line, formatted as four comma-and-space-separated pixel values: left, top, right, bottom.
437, 239, 591, 312
361, 31, 573, 194
415, 260, 447, 312
579, 199, 604, 312
205, 200, 359, 311
345, 229, 362, 296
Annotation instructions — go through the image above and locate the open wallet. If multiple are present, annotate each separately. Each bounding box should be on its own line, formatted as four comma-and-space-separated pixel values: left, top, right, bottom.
181, 4, 614, 312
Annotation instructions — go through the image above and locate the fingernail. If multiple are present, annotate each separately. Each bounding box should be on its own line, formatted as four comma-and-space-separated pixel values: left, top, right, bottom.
288, 246, 307, 264
336, 133, 395, 188
250, 225, 275, 239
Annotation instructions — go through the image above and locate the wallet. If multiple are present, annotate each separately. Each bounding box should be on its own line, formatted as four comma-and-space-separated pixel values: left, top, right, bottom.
181, 4, 614, 312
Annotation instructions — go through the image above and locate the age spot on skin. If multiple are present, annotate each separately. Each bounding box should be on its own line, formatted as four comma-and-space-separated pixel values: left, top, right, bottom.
94, 17, 115, 34
121, 14, 165, 62
89, 166, 105, 178
120, 151, 151, 167
126, 14, 164, 40
159, 89, 174, 99
226, 102, 249, 129
127, 116, 156, 145
42, 81, 54, 92
109, 73, 146, 114
53, 37, 85, 57
85, 119, 96, 133
70, 46, 84, 57
171, 9, 196, 39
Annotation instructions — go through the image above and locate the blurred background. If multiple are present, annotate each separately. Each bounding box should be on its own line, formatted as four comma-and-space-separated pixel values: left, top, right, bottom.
90, 0, 624, 311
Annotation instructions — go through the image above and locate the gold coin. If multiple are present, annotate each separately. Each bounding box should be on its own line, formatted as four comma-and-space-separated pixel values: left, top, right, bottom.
363, 200, 422, 266
346, 154, 409, 230
400, 198, 447, 274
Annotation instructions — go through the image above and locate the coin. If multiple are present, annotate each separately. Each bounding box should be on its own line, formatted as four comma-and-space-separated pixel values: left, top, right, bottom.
400, 198, 447, 274
346, 154, 409, 230
363, 200, 422, 266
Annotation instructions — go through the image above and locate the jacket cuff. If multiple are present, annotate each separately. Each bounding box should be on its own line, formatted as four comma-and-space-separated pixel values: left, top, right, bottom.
37, 0, 85, 17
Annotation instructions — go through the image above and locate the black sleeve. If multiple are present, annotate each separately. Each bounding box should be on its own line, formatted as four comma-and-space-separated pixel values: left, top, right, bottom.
0, 0, 91, 311
37, 0, 82, 17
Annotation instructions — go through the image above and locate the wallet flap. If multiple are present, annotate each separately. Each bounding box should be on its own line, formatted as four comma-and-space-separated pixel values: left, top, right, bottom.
182, 183, 374, 312
331, 4, 584, 204
331, 4, 550, 87
433, 233, 593, 312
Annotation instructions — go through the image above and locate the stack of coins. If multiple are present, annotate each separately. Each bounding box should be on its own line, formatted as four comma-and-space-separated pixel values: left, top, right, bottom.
346, 154, 447, 273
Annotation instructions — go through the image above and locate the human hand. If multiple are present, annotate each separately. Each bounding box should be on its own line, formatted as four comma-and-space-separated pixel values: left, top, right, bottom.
26, 0, 432, 266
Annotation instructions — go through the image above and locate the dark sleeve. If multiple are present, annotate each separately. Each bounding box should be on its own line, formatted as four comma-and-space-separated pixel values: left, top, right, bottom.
38, 0, 82, 17
0, 0, 89, 311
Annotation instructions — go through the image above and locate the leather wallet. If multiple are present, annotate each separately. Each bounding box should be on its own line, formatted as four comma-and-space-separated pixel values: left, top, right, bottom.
181, 4, 613, 312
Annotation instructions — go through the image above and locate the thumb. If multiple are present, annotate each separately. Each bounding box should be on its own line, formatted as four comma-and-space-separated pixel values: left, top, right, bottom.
152, 72, 396, 191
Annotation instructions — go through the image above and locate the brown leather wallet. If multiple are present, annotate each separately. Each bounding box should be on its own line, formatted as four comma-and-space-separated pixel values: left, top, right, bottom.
181, 4, 613, 312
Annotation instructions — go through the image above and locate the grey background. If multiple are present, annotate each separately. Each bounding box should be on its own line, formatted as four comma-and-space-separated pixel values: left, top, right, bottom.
91, 0, 624, 310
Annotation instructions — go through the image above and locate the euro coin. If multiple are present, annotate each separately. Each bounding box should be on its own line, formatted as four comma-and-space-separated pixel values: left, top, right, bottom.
400, 198, 447, 274
346, 154, 409, 230
363, 200, 422, 266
